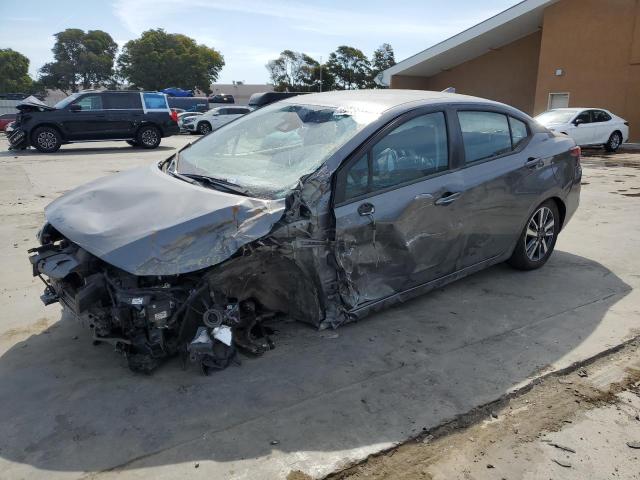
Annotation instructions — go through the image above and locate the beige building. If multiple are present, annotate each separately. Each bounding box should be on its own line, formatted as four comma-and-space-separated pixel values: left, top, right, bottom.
383, 0, 640, 141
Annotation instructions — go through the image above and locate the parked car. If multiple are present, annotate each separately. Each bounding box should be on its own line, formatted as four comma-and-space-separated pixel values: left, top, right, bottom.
28, 90, 581, 373
0, 113, 16, 131
8, 91, 180, 152
208, 94, 235, 104
166, 96, 210, 113
177, 111, 202, 132
535, 108, 629, 152
161, 87, 194, 97
182, 106, 251, 135
248, 91, 306, 110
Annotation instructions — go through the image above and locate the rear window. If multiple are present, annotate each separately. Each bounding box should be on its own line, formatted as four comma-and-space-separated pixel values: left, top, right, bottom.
143, 93, 168, 110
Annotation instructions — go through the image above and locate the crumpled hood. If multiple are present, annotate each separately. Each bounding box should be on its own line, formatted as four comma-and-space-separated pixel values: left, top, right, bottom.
45, 163, 286, 276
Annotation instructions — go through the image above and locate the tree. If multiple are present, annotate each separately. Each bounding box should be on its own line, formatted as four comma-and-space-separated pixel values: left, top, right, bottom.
369, 43, 396, 88
325, 46, 371, 90
0, 49, 34, 92
39, 29, 118, 94
266, 50, 328, 92
118, 29, 224, 94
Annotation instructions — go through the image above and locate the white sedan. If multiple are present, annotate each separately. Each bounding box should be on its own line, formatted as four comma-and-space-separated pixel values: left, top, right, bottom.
535, 108, 629, 152
183, 106, 251, 135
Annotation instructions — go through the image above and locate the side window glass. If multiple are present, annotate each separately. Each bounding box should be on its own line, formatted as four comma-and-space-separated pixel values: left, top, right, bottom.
143, 93, 167, 110
458, 111, 511, 163
72, 95, 103, 111
593, 110, 611, 122
509, 117, 529, 149
370, 112, 448, 191
344, 154, 369, 199
105, 93, 141, 109
575, 111, 591, 124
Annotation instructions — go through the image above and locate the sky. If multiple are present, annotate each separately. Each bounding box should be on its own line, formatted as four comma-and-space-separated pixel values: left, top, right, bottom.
0, 0, 519, 85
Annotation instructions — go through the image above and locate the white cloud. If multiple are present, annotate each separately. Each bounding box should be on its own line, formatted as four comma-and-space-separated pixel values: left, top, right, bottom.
112, 0, 494, 39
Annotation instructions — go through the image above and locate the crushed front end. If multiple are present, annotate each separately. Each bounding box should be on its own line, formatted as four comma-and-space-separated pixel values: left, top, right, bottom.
29, 224, 276, 374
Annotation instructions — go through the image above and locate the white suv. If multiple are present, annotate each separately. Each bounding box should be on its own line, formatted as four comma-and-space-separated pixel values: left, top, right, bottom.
183, 106, 251, 135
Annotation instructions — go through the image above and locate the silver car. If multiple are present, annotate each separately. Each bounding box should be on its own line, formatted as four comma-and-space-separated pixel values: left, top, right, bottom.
29, 90, 581, 373
183, 106, 251, 135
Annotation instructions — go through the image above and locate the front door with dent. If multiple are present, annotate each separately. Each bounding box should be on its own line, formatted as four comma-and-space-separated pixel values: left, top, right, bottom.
333, 110, 465, 309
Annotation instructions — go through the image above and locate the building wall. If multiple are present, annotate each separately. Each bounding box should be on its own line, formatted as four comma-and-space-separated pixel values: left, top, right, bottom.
391, 31, 542, 114
534, 0, 640, 140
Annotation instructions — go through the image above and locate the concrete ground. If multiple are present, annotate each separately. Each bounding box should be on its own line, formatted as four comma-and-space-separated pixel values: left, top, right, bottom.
0, 136, 639, 480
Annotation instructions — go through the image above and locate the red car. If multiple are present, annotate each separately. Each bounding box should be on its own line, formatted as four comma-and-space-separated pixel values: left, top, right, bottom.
0, 113, 16, 131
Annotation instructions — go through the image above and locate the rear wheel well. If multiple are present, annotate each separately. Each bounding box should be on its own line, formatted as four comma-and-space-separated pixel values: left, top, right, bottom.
135, 122, 161, 136
550, 196, 566, 231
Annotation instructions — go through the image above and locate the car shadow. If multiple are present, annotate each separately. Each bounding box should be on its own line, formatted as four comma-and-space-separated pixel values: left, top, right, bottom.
0, 251, 631, 475
0, 145, 175, 157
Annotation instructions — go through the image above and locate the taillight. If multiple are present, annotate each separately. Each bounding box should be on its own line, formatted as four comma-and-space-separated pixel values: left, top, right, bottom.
170, 110, 178, 122
570, 145, 581, 168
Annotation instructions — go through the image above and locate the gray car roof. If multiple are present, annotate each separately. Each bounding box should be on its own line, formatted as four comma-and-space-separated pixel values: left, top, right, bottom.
280, 89, 505, 114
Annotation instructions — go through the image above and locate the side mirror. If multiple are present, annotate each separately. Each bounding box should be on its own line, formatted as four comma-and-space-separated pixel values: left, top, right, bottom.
69, 104, 82, 112
573, 118, 584, 126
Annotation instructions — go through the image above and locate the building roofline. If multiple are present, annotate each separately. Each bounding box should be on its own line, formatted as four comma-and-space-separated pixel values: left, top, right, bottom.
381, 0, 558, 85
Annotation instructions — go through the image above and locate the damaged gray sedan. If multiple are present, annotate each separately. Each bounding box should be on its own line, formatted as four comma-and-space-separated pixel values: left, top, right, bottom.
28, 90, 581, 374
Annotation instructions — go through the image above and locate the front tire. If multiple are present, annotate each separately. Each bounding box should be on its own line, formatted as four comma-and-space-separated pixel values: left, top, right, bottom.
32, 126, 62, 153
136, 125, 161, 149
604, 131, 622, 152
508, 200, 559, 270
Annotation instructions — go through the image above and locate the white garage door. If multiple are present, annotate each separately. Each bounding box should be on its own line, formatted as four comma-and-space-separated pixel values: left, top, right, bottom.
548, 93, 570, 109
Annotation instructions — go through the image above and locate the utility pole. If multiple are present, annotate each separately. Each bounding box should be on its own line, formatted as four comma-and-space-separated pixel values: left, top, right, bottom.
319, 56, 323, 92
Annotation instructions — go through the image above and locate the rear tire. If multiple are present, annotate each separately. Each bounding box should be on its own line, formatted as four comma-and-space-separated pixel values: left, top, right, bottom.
604, 131, 622, 152
136, 125, 161, 149
508, 200, 559, 271
32, 126, 62, 153
197, 121, 212, 135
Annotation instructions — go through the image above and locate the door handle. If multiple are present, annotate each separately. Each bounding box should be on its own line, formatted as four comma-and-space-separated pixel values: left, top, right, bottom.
357, 202, 375, 216
526, 157, 543, 169
435, 192, 461, 206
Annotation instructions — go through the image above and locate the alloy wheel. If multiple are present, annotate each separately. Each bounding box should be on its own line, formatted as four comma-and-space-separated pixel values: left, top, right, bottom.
141, 129, 158, 146
610, 132, 621, 149
199, 123, 211, 134
525, 206, 555, 262
37, 131, 57, 150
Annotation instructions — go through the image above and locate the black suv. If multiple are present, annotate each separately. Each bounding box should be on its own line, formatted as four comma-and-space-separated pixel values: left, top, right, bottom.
8, 91, 180, 153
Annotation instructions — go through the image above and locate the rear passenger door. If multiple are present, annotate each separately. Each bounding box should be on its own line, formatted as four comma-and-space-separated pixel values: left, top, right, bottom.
453, 109, 556, 269
103, 92, 143, 138
591, 110, 613, 143
333, 109, 466, 308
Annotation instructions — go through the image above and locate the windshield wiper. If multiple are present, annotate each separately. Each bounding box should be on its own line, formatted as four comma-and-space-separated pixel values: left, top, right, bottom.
180, 173, 251, 196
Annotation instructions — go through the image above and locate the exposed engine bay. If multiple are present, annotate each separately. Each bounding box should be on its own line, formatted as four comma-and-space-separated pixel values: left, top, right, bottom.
29, 229, 283, 374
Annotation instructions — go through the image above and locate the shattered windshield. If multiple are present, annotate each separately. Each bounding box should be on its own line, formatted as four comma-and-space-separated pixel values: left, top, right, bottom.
177, 102, 378, 199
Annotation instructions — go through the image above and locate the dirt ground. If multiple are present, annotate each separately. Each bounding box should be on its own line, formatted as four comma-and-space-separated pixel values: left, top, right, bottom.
323, 339, 640, 480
